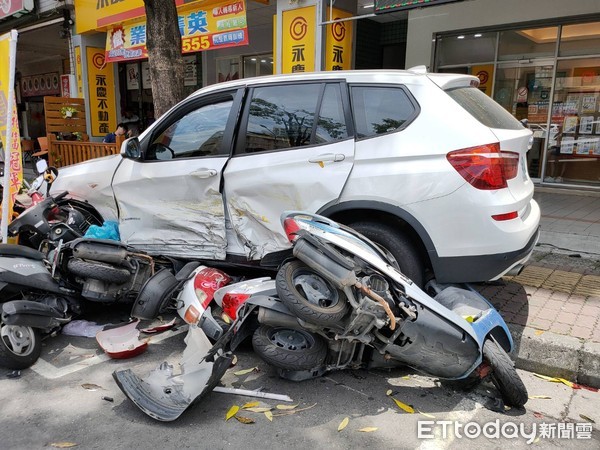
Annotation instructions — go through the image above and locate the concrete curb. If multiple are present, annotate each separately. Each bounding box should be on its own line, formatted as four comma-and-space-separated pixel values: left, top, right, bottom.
509, 323, 600, 388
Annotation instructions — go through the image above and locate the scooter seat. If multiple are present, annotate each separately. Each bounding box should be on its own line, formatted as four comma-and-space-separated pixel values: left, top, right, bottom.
0, 244, 46, 261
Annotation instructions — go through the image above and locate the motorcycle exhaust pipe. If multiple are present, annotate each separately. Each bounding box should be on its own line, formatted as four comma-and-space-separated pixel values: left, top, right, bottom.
257, 308, 303, 329
2, 301, 69, 329
73, 242, 129, 265
293, 239, 357, 288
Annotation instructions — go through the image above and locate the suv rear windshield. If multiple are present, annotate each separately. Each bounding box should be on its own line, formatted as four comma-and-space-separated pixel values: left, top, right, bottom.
446, 87, 524, 130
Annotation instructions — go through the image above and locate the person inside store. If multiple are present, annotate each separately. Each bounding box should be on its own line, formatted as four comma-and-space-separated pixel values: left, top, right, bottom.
122, 109, 141, 137
103, 123, 128, 143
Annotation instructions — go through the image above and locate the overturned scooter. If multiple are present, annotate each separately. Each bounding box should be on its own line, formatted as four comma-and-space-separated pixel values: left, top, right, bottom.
114, 213, 527, 421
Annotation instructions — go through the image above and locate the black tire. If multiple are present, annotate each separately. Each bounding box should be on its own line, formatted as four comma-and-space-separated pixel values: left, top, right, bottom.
0, 324, 42, 370
252, 325, 327, 371
276, 260, 349, 326
483, 339, 528, 407
348, 221, 424, 287
68, 258, 131, 284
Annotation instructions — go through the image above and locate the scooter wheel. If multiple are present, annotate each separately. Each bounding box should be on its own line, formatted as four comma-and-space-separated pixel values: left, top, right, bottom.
252, 325, 327, 371
483, 339, 528, 407
0, 323, 42, 370
68, 258, 131, 284
276, 260, 349, 326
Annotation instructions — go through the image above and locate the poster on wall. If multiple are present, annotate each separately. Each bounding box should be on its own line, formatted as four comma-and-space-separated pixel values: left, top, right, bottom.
581, 95, 597, 114
184, 56, 197, 86
141, 62, 151, 89
126, 63, 140, 90
563, 116, 578, 134
580, 116, 594, 134
560, 136, 575, 154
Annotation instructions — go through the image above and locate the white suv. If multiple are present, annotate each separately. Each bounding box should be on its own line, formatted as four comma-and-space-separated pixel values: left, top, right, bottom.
52, 67, 540, 286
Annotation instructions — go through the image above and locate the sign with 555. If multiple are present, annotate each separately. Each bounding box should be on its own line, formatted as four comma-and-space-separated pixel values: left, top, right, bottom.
105, 0, 248, 63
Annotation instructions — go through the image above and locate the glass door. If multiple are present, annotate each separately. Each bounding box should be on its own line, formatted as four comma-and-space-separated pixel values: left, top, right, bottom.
494, 60, 555, 180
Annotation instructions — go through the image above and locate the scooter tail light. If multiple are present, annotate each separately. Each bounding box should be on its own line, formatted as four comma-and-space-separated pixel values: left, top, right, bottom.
447, 143, 519, 190
222, 293, 251, 320
283, 218, 301, 242
183, 304, 201, 324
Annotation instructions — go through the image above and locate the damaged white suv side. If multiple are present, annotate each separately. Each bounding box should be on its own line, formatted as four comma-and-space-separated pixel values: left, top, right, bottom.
52, 67, 540, 286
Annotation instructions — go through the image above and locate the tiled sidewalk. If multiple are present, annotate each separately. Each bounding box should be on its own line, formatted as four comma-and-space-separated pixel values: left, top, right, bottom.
476, 250, 600, 344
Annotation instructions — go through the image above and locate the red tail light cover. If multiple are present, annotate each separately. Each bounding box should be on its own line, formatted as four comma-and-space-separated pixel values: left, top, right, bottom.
222, 293, 251, 320
193, 268, 232, 309
283, 218, 301, 242
447, 143, 519, 190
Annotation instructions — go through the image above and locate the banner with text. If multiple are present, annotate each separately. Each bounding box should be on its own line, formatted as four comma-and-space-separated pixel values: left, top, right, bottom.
0, 30, 22, 241
325, 8, 353, 71
105, 0, 248, 63
281, 6, 316, 74
86, 47, 117, 137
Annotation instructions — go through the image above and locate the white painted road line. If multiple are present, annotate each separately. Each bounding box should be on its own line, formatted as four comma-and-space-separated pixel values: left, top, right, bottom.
31, 327, 188, 380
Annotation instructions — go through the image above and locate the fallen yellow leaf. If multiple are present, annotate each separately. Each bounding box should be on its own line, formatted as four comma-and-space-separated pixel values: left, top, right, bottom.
418, 410, 435, 419
225, 405, 240, 421
401, 376, 410, 380
358, 427, 378, 433
392, 398, 414, 414
265, 411, 273, 421
50, 444, 77, 449
533, 373, 575, 388
276, 404, 298, 410
242, 401, 260, 409
234, 367, 257, 376
534, 330, 544, 335
386, 389, 393, 396
235, 415, 255, 424
272, 403, 317, 417
528, 395, 552, 399
579, 414, 595, 423
338, 417, 349, 431
245, 407, 272, 413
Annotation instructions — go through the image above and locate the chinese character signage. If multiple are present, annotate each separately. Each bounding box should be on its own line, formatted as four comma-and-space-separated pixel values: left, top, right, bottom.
0, 30, 22, 241
86, 47, 117, 137
75, 46, 84, 98
105, 0, 248, 63
325, 8, 353, 71
281, 6, 316, 74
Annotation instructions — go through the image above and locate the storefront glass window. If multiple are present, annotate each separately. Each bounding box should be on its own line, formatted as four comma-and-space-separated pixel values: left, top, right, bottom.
498, 27, 558, 61
434, 33, 496, 67
543, 58, 600, 187
243, 54, 273, 78
559, 22, 600, 57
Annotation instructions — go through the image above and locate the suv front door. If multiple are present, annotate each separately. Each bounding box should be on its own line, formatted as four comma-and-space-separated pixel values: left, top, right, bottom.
112, 89, 243, 259
223, 81, 355, 259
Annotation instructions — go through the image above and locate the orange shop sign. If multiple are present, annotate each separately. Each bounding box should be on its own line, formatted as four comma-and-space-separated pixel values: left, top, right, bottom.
281, 6, 316, 74
325, 8, 353, 71
105, 0, 248, 63
86, 47, 117, 137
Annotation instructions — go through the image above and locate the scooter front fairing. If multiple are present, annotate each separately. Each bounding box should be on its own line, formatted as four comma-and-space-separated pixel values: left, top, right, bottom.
113, 325, 233, 421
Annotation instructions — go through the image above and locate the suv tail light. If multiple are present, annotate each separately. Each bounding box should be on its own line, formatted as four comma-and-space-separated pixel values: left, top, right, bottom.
447, 143, 519, 190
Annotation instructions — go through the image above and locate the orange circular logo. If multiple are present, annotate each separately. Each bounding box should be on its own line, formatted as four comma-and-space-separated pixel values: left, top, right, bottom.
290, 17, 308, 41
332, 18, 346, 42
92, 52, 105, 70
476, 70, 489, 84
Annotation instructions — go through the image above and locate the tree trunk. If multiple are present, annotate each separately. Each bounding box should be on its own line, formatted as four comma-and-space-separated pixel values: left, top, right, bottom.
143, 0, 186, 119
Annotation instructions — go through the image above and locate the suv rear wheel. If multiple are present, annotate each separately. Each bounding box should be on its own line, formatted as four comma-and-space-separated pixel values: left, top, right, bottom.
348, 221, 424, 287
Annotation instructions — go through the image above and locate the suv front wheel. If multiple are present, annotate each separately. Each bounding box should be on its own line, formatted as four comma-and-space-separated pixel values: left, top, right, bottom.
348, 221, 425, 287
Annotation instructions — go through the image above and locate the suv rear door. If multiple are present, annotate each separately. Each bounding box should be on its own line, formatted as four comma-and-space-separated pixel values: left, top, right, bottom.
222, 81, 355, 259
111, 89, 243, 259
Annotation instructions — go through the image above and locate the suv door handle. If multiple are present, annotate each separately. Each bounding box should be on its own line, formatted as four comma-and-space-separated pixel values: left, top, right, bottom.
192, 168, 217, 178
308, 153, 346, 164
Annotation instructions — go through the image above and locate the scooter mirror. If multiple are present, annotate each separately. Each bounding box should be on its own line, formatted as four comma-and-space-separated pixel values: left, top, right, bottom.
43, 166, 59, 185
36, 159, 48, 174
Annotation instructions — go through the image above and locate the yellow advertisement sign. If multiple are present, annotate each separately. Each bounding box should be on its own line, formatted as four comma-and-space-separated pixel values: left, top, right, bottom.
105, 0, 248, 63
325, 9, 353, 71
471, 64, 494, 97
75, 0, 145, 34
75, 46, 84, 98
0, 31, 22, 227
281, 6, 316, 74
86, 47, 117, 138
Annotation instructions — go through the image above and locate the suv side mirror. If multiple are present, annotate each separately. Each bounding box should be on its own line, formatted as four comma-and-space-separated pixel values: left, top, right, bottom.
121, 137, 142, 160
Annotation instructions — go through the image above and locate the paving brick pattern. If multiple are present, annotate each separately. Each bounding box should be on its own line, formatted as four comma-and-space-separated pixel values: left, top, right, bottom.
474, 250, 600, 344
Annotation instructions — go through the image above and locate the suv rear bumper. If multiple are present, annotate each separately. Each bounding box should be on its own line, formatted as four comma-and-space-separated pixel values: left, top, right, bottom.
432, 226, 540, 283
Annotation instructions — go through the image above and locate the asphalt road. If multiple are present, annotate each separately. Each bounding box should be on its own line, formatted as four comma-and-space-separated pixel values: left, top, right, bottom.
1, 311, 599, 450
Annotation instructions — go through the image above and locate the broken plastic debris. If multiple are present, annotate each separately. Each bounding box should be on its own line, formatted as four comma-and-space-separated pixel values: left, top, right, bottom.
213, 386, 293, 403
6, 370, 21, 379
140, 318, 176, 334
62, 320, 105, 338
96, 320, 148, 359
101, 396, 114, 402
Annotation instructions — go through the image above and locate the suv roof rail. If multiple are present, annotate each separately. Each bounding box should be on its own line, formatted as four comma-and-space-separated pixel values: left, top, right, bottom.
407, 65, 428, 74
